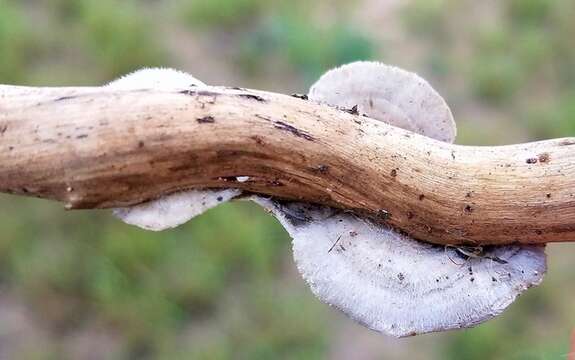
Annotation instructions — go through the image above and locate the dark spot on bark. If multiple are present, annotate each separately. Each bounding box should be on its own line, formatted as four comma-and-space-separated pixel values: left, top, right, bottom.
492, 277, 497, 282
470, 277, 475, 282
8, 146, 14, 151
466, 192, 473, 198
138, 141, 145, 148
538, 152, 550, 163
390, 169, 398, 177
345, 105, 359, 115
451, 151, 456, 160
21, 187, 29, 193
216, 196, 223, 202
377, 209, 390, 221
269, 179, 283, 187
215, 149, 242, 158
76, 134, 88, 139
526, 157, 538, 164
397, 273, 405, 281
196, 116, 215, 123
273, 121, 315, 141
0, 124, 7, 135
546, 193, 551, 199
418, 194, 425, 201
291, 93, 308, 100
349, 231, 358, 237
535, 229, 542, 235
238, 93, 266, 102
54, 95, 76, 102
311, 164, 329, 173
255, 114, 271, 121
180, 90, 220, 97
218, 176, 238, 182
464, 205, 473, 213
251, 135, 264, 146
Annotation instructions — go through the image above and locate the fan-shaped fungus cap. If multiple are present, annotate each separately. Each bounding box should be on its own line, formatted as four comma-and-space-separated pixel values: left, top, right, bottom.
309, 61, 456, 143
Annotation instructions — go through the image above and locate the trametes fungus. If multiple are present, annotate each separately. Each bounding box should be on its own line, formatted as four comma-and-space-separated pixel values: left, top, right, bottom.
107, 62, 546, 337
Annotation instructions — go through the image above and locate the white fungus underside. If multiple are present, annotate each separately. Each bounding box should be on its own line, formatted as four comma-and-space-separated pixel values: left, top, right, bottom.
113, 189, 241, 231
251, 198, 546, 337
109, 64, 547, 337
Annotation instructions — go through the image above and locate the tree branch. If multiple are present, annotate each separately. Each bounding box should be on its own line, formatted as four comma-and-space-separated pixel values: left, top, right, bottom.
1, 84, 574, 245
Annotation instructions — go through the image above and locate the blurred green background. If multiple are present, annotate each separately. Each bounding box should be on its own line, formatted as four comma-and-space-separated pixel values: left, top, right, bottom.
1, 0, 574, 359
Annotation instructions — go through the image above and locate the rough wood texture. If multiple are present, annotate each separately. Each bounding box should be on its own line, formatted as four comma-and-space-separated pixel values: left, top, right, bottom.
0, 85, 574, 245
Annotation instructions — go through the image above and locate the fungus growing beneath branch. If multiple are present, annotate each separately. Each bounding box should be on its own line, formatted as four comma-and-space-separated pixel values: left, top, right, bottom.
252, 197, 545, 337
108, 62, 547, 337
112, 189, 241, 231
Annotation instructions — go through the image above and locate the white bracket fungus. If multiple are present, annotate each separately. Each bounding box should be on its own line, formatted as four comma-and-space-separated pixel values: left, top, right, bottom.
109, 62, 546, 337
251, 197, 545, 337
112, 189, 241, 231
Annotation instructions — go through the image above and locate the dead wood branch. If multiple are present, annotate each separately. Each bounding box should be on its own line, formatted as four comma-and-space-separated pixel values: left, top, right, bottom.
1, 84, 574, 245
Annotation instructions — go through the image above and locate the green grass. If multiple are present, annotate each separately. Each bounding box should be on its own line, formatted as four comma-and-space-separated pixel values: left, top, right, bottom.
75, 0, 166, 79
239, 14, 374, 83
1, 0, 574, 358
0, 1, 37, 83
180, 0, 267, 28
